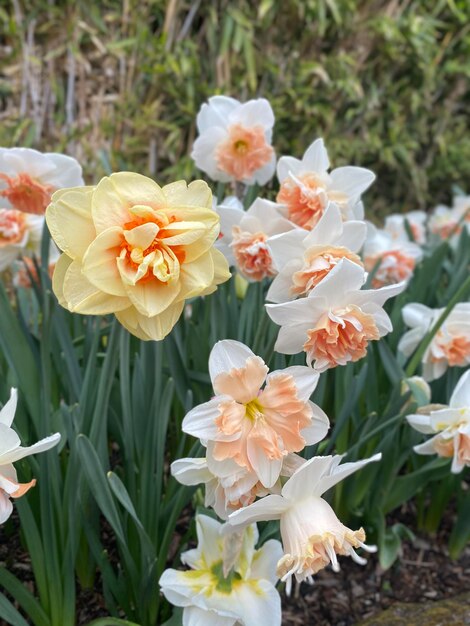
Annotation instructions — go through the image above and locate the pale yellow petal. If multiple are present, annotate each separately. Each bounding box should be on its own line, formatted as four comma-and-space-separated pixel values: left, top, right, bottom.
91, 177, 133, 234
137, 301, 185, 341
116, 301, 184, 341
197, 248, 231, 297
177, 251, 214, 301
122, 276, 181, 317
110, 172, 166, 208
162, 180, 212, 209
46, 187, 95, 260
52, 253, 73, 308
115, 306, 153, 340
62, 260, 129, 314
123, 222, 159, 249
81, 227, 127, 296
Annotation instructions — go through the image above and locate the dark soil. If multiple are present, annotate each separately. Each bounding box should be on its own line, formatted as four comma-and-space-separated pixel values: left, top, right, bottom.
1, 506, 470, 626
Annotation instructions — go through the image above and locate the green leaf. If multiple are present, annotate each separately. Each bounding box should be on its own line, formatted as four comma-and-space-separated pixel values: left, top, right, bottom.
0, 593, 30, 626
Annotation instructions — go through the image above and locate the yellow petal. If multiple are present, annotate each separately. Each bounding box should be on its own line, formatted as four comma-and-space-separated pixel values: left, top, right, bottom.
121, 275, 181, 317
110, 172, 166, 208
137, 301, 185, 340
197, 248, 231, 297
177, 251, 214, 301
52, 253, 73, 307
81, 227, 127, 296
62, 260, 129, 314
123, 222, 159, 249
46, 187, 95, 260
116, 301, 184, 341
91, 177, 134, 234
162, 180, 212, 209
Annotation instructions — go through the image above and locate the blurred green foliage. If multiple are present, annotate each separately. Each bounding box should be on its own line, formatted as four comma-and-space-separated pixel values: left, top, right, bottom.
1, 0, 469, 214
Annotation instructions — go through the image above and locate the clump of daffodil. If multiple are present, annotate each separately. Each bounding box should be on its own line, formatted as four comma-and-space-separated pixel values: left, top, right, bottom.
46, 173, 230, 340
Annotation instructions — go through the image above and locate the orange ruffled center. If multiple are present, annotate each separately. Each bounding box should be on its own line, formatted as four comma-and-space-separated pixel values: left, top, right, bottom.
231, 226, 276, 281
0, 209, 27, 245
118, 209, 187, 286
212, 358, 312, 471
434, 331, 470, 367
303, 306, 380, 370
292, 247, 363, 296
216, 123, 273, 181
277, 173, 327, 230
364, 250, 415, 288
0, 173, 54, 215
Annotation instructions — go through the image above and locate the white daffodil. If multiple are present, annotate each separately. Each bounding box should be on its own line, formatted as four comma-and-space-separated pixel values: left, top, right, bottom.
398, 303, 470, 381
407, 370, 470, 473
0, 208, 44, 272
182, 340, 329, 489
171, 453, 304, 520
363, 222, 423, 288
266, 203, 366, 303
159, 515, 282, 626
228, 453, 381, 593
384, 211, 427, 245
0, 389, 61, 524
191, 96, 276, 186
0, 147, 83, 215
266, 258, 404, 371
276, 138, 374, 230
216, 197, 294, 281
428, 204, 463, 241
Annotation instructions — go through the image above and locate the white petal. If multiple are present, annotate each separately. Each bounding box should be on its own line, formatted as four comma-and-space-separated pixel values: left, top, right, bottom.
0, 433, 61, 465
276, 156, 303, 183
406, 414, 435, 435
209, 340, 258, 385
250, 539, 283, 584
171, 458, 213, 485
450, 370, 470, 409
280, 455, 337, 501
183, 607, 236, 626
0, 491, 13, 524
302, 138, 330, 173
402, 303, 433, 329
228, 494, 289, 528
182, 397, 232, 441
247, 440, 282, 488
301, 402, 330, 444
197, 96, 240, 132
234, 98, 275, 130
303, 202, 343, 247
0, 389, 18, 428
329, 166, 375, 203
315, 453, 382, 497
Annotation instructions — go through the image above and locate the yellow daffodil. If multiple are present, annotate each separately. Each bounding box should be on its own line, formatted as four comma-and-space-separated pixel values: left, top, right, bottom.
46, 173, 230, 340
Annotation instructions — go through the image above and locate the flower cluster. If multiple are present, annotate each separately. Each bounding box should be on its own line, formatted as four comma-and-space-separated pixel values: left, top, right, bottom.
0, 389, 60, 524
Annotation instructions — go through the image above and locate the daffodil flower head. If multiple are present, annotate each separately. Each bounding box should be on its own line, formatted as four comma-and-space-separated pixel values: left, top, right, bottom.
0, 389, 61, 524
228, 453, 381, 594
182, 340, 330, 488
159, 515, 282, 626
276, 138, 374, 230
407, 369, 470, 473
46, 174, 231, 341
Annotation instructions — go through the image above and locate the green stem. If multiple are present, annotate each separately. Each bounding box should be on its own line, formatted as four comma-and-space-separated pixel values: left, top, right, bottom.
405, 274, 470, 377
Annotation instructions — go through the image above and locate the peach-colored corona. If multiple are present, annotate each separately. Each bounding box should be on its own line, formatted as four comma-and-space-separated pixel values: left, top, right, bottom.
303, 306, 380, 369
277, 173, 326, 230
0, 173, 54, 215
216, 124, 274, 181
231, 226, 276, 281
292, 248, 363, 297
364, 250, 416, 288
0, 209, 27, 244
